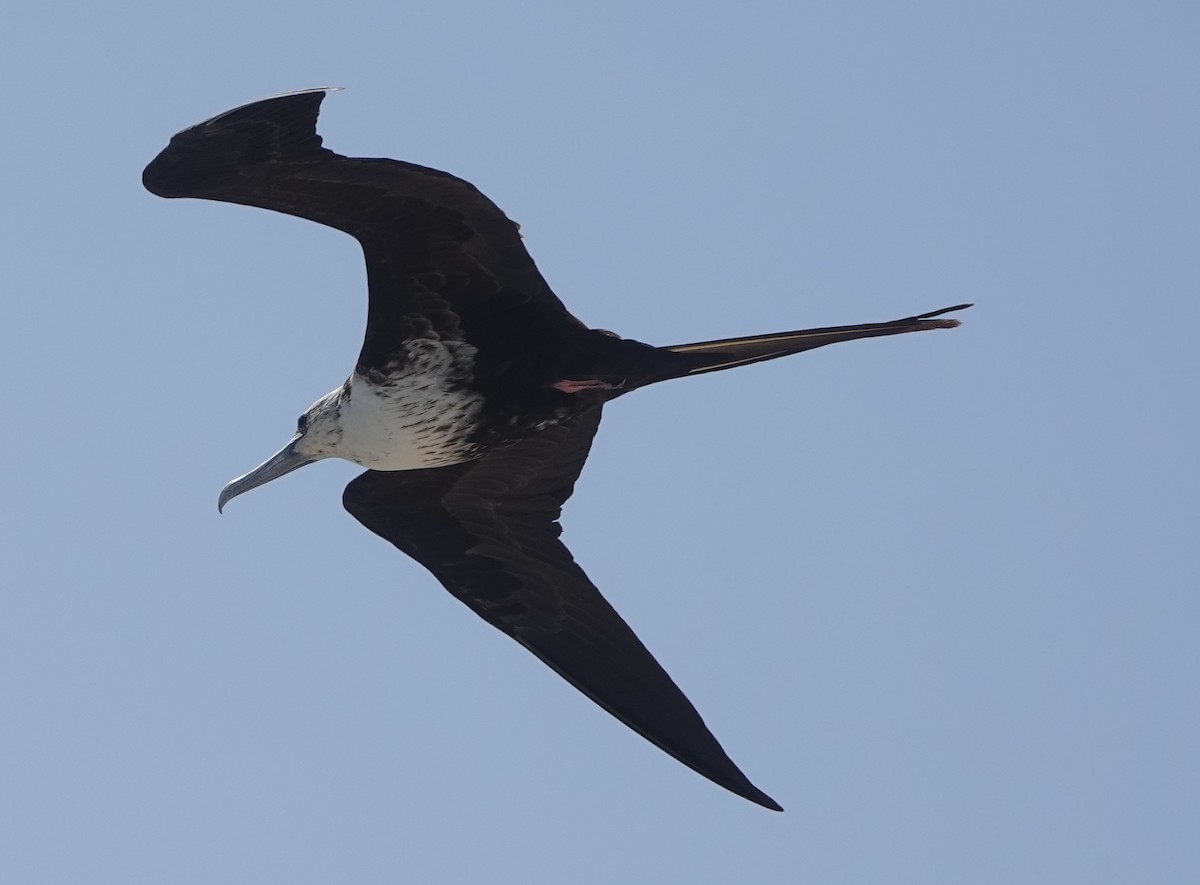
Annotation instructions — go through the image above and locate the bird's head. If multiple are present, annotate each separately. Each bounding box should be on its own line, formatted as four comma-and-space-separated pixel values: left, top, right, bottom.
217, 387, 346, 512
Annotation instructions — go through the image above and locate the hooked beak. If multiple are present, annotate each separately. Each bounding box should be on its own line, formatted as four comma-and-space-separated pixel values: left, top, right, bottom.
218, 437, 317, 512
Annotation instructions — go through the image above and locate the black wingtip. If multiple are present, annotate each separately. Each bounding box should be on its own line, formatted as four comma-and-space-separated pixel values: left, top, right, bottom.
143, 88, 340, 199
750, 791, 784, 812
201, 86, 341, 128
700, 766, 782, 811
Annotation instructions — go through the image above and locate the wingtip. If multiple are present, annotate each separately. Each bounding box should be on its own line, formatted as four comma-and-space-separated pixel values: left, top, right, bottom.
731, 778, 783, 811
144, 87, 344, 198
203, 86, 344, 126
756, 794, 785, 812
698, 762, 783, 810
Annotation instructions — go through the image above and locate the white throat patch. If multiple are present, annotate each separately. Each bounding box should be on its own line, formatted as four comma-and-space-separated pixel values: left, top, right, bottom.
325, 338, 485, 470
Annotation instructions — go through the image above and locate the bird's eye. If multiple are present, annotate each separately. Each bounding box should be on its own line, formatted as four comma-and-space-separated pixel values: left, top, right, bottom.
297, 414, 309, 434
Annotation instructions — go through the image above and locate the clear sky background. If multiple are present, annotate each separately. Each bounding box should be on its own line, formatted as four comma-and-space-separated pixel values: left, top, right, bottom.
2, 2, 1196, 883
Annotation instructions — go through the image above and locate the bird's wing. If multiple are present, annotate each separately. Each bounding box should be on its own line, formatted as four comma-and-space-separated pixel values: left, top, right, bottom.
142, 89, 586, 373
342, 407, 781, 810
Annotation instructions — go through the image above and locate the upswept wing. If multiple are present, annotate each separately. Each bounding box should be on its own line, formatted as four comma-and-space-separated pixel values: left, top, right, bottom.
142, 89, 584, 372
343, 408, 780, 810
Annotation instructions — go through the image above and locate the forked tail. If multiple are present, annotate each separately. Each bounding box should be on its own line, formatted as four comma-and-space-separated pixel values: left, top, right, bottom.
643, 303, 970, 384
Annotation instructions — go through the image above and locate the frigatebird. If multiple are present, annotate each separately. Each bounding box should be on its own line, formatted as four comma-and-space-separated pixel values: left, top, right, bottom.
143, 88, 967, 811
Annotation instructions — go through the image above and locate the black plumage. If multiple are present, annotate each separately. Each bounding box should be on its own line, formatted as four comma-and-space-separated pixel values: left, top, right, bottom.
144, 89, 967, 810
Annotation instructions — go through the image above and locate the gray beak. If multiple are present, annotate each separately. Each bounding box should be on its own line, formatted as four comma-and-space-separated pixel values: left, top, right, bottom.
218, 437, 317, 512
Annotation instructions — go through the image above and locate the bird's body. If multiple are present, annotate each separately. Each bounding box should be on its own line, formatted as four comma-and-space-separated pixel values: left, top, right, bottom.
144, 89, 967, 811
324, 342, 485, 470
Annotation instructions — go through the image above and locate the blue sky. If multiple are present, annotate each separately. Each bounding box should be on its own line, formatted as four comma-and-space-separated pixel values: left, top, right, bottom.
2, 2, 1197, 883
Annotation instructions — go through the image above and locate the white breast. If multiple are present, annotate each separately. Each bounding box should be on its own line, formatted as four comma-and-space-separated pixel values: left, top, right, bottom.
335, 339, 485, 470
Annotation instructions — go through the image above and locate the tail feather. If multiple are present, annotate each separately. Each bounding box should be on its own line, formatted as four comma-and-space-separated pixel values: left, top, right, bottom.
657, 303, 970, 380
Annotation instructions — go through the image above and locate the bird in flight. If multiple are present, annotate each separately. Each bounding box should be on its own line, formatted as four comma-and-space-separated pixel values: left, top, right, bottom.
143, 89, 967, 811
